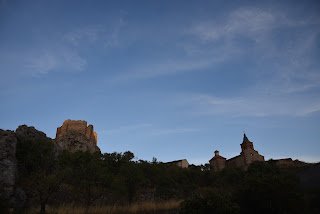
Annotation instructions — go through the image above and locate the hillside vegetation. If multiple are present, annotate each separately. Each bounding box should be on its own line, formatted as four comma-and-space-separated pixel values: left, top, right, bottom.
3, 135, 319, 214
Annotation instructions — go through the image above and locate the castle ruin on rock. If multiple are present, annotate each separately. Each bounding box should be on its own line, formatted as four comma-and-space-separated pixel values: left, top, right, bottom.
55, 119, 100, 153
209, 134, 265, 171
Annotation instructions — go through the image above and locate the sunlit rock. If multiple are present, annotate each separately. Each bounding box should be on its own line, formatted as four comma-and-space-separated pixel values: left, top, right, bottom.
54, 119, 100, 153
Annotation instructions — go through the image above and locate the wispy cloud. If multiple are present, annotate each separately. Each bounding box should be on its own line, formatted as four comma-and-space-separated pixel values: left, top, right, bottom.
63, 18, 126, 48
110, 7, 319, 90
100, 123, 152, 136
181, 93, 320, 117
1, 18, 126, 77
24, 47, 87, 75
63, 26, 105, 46
150, 128, 199, 136
188, 7, 320, 95
100, 123, 199, 137
109, 59, 214, 83
24, 19, 126, 75
191, 8, 278, 42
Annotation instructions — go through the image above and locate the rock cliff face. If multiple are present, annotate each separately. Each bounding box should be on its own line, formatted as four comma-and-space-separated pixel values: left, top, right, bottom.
54, 120, 100, 153
0, 130, 18, 206
1, 125, 64, 210
0, 128, 29, 211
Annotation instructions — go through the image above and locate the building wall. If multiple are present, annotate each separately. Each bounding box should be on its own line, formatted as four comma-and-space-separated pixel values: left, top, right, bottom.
225, 149, 264, 170
177, 159, 189, 168
210, 158, 226, 171
210, 141, 265, 171
242, 148, 264, 167
274, 158, 308, 168
225, 155, 245, 168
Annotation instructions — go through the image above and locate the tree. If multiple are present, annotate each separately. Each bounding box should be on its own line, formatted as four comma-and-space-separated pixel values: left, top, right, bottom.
59, 151, 112, 214
118, 162, 145, 204
238, 161, 304, 214
16, 138, 63, 213
102, 151, 135, 174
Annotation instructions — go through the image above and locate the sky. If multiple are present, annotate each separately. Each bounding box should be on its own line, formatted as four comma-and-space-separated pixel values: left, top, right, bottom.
1, 0, 320, 164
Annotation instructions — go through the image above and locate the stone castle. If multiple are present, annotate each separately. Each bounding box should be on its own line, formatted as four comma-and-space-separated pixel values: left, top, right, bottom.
54, 119, 100, 153
209, 134, 265, 171
56, 119, 97, 144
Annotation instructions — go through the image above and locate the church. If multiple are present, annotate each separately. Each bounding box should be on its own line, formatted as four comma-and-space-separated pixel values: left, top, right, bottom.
209, 134, 265, 171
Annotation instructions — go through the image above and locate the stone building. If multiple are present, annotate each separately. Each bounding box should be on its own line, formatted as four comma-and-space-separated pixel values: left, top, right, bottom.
209, 150, 226, 171
272, 158, 309, 168
56, 119, 97, 144
166, 159, 189, 168
54, 119, 100, 153
209, 134, 264, 171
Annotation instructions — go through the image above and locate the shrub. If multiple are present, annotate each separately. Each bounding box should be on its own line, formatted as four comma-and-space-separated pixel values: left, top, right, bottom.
180, 193, 240, 214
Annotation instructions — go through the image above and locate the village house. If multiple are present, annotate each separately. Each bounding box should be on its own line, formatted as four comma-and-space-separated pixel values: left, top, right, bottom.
166, 159, 189, 168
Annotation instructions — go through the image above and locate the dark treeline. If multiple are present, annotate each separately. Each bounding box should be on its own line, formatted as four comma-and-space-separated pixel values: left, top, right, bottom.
12, 137, 320, 214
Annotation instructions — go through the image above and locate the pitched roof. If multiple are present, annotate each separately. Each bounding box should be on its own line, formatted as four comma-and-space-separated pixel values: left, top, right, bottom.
242, 133, 252, 143
209, 155, 226, 162
166, 159, 188, 164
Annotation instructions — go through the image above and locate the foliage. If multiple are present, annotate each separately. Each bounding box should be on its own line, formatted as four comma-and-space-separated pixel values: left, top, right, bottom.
59, 151, 112, 213
15, 143, 314, 213
180, 192, 240, 214
238, 161, 304, 214
16, 138, 62, 213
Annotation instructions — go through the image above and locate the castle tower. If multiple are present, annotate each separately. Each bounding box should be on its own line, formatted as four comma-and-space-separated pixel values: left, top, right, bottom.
239, 134, 264, 168
209, 150, 226, 171
240, 133, 254, 153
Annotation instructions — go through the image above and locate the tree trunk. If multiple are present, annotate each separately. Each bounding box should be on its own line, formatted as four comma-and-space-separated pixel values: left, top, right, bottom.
84, 204, 90, 214
40, 201, 46, 214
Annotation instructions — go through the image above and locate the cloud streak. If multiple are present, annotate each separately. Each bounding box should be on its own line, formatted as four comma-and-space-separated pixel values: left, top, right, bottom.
182, 93, 320, 117
191, 8, 278, 42
149, 128, 199, 136
109, 58, 214, 83
0, 18, 127, 77
188, 7, 320, 95
100, 123, 199, 137
24, 47, 87, 75
100, 123, 152, 136
63, 18, 126, 48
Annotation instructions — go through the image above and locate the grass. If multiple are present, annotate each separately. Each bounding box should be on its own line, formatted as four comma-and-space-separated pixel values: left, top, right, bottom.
27, 200, 182, 214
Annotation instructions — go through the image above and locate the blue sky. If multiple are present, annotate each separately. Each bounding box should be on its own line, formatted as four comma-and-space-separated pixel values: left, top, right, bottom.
1, 0, 320, 164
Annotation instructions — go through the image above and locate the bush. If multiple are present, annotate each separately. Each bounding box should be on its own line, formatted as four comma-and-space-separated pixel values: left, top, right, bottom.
238, 161, 304, 214
180, 193, 240, 214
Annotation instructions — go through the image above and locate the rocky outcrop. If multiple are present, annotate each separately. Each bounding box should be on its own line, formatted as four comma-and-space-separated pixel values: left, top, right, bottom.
15, 125, 62, 157
1, 125, 61, 210
15, 125, 47, 140
54, 120, 100, 153
0, 129, 26, 211
56, 119, 97, 144
0, 130, 17, 206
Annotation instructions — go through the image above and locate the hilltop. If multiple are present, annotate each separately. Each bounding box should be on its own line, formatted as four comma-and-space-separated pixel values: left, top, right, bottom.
0, 122, 319, 214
